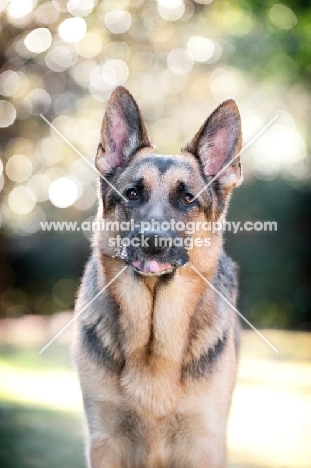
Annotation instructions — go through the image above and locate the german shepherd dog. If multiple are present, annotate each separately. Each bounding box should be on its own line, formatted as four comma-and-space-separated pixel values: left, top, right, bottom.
73, 86, 242, 468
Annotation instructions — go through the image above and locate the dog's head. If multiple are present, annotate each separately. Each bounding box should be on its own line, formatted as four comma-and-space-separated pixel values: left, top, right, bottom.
94, 86, 242, 277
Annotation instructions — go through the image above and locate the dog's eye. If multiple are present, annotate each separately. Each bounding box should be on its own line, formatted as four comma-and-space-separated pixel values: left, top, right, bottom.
181, 193, 194, 205
125, 188, 138, 201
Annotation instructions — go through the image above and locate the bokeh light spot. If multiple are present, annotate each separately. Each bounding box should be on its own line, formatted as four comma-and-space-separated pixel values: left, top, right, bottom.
158, 0, 182, 8
222, 5, 252, 36
74, 184, 96, 210
89, 59, 129, 98
39, 137, 63, 164
157, 0, 185, 21
27, 174, 51, 202
52, 278, 78, 307
6, 155, 33, 182
26, 89, 51, 115
49, 177, 78, 208
45, 45, 77, 72
75, 31, 103, 58
24, 28, 52, 53
104, 10, 132, 34
167, 48, 194, 75
52, 0, 71, 12
8, 186, 36, 214
0, 100, 16, 127
210, 68, 238, 98
187, 36, 215, 62
34, 2, 60, 25
67, 0, 95, 17
7, 0, 35, 20
0, 71, 20, 97
103, 59, 129, 85
72, 60, 96, 86
58, 17, 87, 42
269, 4, 297, 30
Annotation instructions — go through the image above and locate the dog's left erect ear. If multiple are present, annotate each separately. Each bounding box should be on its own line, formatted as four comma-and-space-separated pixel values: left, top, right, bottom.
183, 99, 243, 189
95, 86, 152, 173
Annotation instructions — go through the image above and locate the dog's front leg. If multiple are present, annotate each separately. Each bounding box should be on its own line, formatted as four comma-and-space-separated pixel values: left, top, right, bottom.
87, 437, 123, 468
83, 396, 146, 468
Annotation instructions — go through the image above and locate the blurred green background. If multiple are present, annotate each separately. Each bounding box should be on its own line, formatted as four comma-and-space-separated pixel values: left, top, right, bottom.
0, 0, 311, 467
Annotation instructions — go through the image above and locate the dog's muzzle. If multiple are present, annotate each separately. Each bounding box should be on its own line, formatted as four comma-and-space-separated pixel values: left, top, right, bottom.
123, 229, 189, 276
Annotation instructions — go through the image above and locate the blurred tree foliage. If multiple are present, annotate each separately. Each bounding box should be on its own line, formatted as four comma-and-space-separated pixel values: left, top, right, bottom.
0, 0, 310, 328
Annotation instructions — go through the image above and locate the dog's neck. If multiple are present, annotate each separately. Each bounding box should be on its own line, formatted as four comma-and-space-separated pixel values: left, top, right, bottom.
141, 275, 161, 293
100, 257, 220, 417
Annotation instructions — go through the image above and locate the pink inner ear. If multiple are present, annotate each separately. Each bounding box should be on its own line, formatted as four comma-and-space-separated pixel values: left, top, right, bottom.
106, 109, 128, 168
202, 128, 231, 176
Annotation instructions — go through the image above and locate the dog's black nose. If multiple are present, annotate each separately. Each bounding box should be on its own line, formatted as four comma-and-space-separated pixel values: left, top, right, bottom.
138, 230, 172, 256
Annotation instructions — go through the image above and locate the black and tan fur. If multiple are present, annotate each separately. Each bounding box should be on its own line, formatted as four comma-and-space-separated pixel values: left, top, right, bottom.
73, 86, 243, 468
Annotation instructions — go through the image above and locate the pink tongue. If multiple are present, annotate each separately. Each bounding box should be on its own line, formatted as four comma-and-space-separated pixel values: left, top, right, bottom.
132, 260, 172, 273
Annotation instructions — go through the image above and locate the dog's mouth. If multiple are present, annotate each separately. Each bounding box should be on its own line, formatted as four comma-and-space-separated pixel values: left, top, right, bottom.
131, 259, 175, 276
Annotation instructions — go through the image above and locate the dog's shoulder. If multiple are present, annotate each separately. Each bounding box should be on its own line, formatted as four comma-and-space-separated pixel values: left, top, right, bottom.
75, 253, 124, 371
76, 253, 98, 306
182, 252, 238, 380
215, 251, 240, 355
214, 250, 238, 303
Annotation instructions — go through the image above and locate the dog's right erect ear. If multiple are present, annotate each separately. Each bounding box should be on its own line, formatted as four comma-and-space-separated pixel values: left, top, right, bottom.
183, 99, 243, 190
95, 86, 152, 173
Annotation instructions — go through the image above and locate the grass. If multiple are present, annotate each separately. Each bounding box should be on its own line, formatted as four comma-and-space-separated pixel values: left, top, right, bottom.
0, 319, 311, 467
0, 341, 85, 468
0, 405, 84, 468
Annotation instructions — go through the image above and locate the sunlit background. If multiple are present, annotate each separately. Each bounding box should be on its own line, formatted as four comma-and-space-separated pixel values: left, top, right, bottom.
0, 0, 310, 467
